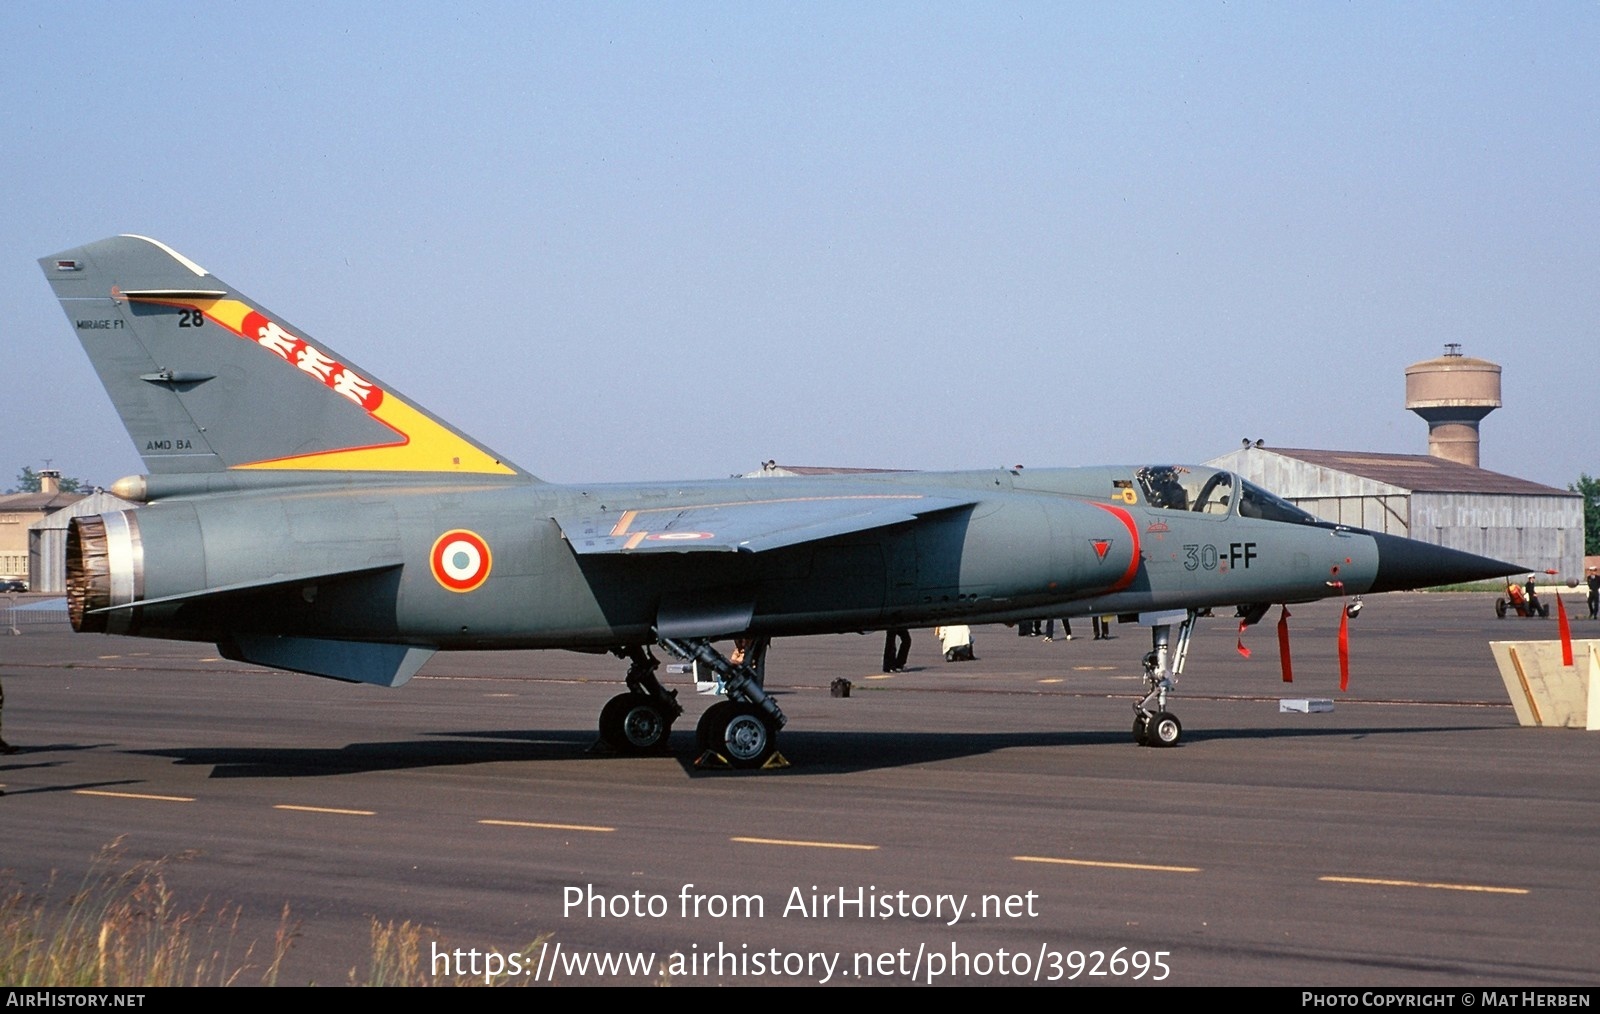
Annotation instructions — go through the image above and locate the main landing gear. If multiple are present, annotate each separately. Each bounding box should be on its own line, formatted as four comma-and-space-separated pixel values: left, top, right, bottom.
1132, 610, 1198, 748
659, 636, 787, 769
597, 638, 789, 769
596, 646, 684, 755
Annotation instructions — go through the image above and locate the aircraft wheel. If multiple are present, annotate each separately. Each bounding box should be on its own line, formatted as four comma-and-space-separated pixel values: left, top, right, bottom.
706, 703, 778, 769
599, 693, 673, 754
696, 701, 737, 752
1495, 598, 1507, 618
1147, 711, 1182, 748
1132, 715, 1150, 747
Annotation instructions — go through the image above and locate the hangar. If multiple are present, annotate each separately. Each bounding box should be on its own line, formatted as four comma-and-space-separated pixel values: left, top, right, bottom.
1208, 346, 1584, 583
1204, 444, 1582, 581
27, 489, 140, 594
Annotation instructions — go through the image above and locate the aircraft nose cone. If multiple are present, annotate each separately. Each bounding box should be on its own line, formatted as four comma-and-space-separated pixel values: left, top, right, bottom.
1366, 532, 1523, 594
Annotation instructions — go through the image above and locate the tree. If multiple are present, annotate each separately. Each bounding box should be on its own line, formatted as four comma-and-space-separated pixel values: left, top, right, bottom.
8, 466, 85, 495
1574, 473, 1600, 556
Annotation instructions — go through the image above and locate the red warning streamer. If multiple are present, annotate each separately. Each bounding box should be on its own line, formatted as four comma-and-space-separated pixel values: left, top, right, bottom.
1338, 603, 1351, 691
1277, 605, 1293, 683
1556, 592, 1574, 667
1327, 577, 1350, 692
1236, 620, 1251, 659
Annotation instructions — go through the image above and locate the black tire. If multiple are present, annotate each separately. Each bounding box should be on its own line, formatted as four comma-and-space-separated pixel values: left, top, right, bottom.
1147, 711, 1182, 748
696, 701, 736, 752
599, 692, 673, 754
1495, 599, 1507, 618
1132, 715, 1150, 747
705, 702, 778, 768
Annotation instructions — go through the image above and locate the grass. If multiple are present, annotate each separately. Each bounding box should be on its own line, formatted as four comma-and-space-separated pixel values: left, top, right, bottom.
0, 843, 287, 987
1, 842, 551, 986
365, 920, 552, 986
1421, 581, 1512, 592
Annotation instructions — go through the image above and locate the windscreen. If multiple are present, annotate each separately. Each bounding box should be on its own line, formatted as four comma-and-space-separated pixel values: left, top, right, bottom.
1236, 479, 1319, 525
1134, 467, 1317, 524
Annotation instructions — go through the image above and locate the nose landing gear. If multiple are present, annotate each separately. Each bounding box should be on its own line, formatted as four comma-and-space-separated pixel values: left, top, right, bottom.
1132, 610, 1197, 747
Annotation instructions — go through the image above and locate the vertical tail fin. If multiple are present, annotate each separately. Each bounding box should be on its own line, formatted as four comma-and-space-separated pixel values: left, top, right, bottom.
41, 235, 525, 479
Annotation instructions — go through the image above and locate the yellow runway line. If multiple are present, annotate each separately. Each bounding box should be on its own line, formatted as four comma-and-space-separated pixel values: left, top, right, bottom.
74, 789, 194, 803
1015, 855, 1200, 873
480, 819, 615, 833
1320, 875, 1527, 895
732, 836, 879, 851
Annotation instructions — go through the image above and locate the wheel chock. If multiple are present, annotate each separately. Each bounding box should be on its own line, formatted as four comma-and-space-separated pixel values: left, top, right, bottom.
694, 749, 732, 769
692, 750, 791, 770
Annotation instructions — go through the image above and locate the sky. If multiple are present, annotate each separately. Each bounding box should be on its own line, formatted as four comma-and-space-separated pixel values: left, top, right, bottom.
3, 2, 1595, 491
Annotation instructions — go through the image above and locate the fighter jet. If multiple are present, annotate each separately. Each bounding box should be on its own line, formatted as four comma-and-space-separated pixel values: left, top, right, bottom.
39, 236, 1521, 764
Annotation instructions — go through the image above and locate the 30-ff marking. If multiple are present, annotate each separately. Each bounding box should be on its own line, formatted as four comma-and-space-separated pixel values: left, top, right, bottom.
431, 529, 492, 592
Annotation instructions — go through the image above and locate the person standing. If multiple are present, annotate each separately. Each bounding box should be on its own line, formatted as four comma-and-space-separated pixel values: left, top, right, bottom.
1587, 567, 1599, 620
1525, 574, 1542, 617
882, 628, 911, 672
1043, 618, 1073, 642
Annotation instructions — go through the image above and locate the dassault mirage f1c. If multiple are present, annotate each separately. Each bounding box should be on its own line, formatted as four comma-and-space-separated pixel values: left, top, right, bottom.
41, 236, 1520, 764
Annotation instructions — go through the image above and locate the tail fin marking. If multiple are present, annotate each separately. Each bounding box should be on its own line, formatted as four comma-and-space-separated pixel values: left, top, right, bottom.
42, 236, 521, 478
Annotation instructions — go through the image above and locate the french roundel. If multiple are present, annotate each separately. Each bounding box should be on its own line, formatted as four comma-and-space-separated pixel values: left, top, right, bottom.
430, 529, 492, 593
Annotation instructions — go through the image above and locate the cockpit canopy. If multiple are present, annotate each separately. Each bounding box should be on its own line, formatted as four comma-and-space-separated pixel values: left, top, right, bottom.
1135, 466, 1317, 525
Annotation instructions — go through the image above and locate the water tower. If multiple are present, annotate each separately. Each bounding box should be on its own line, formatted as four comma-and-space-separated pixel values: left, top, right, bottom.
1404, 344, 1501, 468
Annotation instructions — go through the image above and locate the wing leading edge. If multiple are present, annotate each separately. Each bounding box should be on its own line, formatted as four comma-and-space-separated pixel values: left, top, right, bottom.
554, 493, 977, 555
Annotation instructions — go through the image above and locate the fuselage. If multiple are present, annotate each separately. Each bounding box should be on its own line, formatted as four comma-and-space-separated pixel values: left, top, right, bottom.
69, 464, 1386, 650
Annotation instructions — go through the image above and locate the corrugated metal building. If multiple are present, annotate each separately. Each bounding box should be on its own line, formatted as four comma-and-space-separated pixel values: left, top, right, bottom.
1206, 445, 1584, 581
27, 492, 140, 594
0, 488, 83, 584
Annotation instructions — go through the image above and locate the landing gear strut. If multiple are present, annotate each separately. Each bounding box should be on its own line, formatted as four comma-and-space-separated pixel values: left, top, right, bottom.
659, 636, 787, 769
1132, 610, 1197, 747
596, 646, 684, 754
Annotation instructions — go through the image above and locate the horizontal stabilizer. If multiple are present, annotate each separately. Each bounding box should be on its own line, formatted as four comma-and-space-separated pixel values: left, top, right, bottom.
220, 635, 436, 687
556, 493, 975, 554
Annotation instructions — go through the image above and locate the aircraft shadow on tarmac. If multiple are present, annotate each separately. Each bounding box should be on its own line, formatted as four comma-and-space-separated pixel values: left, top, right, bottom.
2, 743, 112, 757
125, 723, 1490, 779
4, 779, 147, 798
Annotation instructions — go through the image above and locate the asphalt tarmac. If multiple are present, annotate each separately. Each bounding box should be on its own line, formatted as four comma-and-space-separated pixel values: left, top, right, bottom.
1, 592, 1596, 986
